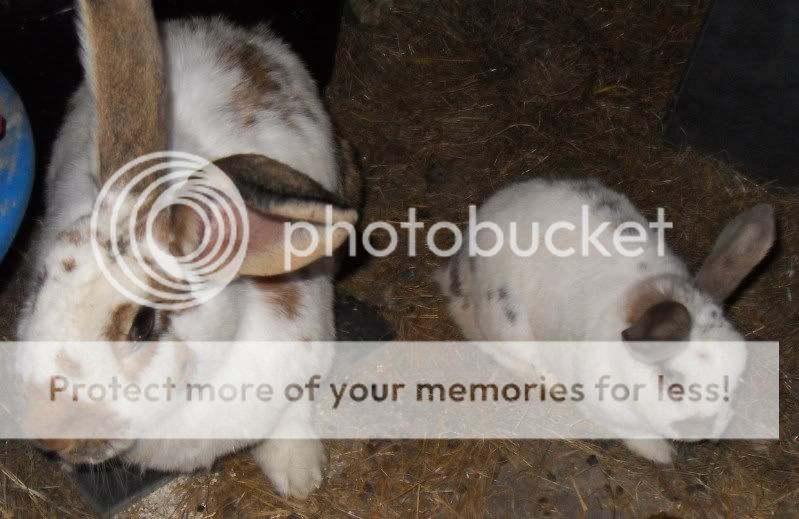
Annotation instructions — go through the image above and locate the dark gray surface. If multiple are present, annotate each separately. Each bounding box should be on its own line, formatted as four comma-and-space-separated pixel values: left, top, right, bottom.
67, 460, 172, 518
665, 0, 799, 186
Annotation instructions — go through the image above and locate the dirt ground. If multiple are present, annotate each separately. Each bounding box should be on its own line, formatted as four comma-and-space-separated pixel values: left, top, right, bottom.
1, 0, 798, 517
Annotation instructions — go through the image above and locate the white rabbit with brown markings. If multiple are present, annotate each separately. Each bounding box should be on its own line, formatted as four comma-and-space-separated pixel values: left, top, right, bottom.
14, 0, 360, 498
438, 178, 775, 463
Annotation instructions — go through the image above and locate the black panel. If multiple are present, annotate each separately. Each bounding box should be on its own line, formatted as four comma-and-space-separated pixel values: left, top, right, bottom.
665, 0, 799, 185
68, 460, 172, 518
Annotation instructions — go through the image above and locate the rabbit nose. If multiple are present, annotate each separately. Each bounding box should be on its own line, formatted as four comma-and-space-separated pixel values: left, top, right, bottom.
672, 414, 717, 437
37, 439, 76, 453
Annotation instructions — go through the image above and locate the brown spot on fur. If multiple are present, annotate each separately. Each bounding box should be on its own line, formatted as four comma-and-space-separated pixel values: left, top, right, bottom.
255, 278, 302, 319
62, 257, 76, 272
58, 229, 84, 245
104, 304, 137, 341
230, 43, 279, 126
223, 36, 318, 130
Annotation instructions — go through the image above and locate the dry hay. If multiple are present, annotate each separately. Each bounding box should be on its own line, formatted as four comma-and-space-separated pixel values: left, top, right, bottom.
1, 0, 798, 517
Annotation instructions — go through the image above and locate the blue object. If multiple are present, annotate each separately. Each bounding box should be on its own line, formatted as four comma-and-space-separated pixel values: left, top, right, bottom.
0, 72, 35, 262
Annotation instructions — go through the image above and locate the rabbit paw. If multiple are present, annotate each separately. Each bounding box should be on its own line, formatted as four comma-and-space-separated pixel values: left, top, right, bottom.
623, 439, 673, 463
255, 438, 325, 498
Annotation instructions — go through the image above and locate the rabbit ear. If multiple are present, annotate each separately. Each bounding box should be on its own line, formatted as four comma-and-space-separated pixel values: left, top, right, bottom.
78, 0, 167, 185
622, 301, 692, 363
175, 154, 358, 277
694, 204, 776, 301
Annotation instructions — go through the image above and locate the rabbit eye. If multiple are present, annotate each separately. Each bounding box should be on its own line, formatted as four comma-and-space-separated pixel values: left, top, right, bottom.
128, 307, 157, 342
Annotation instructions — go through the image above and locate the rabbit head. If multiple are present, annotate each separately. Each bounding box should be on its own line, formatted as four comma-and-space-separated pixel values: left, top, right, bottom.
618, 204, 775, 439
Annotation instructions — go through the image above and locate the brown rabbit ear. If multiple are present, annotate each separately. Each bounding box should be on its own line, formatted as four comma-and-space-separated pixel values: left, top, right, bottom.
78, 0, 166, 185
175, 154, 358, 277
622, 301, 692, 363
694, 204, 776, 301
